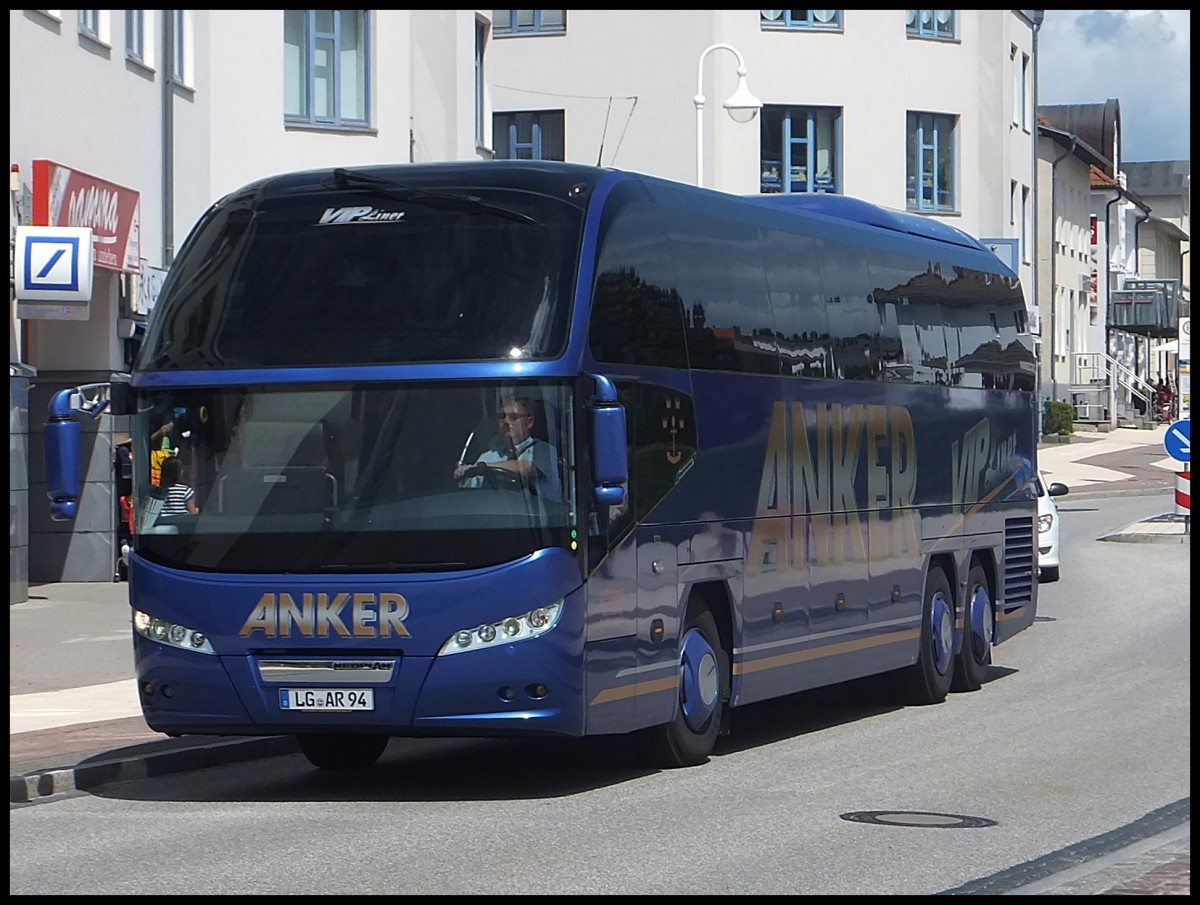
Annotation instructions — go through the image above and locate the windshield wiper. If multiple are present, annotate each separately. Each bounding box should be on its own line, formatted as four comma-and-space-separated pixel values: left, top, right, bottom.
325, 168, 542, 226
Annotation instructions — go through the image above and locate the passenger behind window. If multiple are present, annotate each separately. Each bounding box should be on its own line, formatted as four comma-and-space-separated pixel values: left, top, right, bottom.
157, 456, 199, 516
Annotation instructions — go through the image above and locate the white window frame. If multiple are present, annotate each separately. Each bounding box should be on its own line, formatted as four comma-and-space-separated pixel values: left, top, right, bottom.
125, 10, 154, 68
1019, 50, 1030, 131
906, 111, 957, 213
760, 10, 843, 30
492, 110, 565, 160
475, 18, 487, 147
492, 10, 566, 36
1010, 45, 1020, 126
284, 10, 372, 128
905, 9, 956, 40
760, 105, 843, 195
1020, 184, 1031, 263
169, 9, 194, 88
77, 9, 111, 47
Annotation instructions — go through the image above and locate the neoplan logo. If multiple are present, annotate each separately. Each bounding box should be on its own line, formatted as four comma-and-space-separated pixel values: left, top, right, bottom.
317, 206, 406, 225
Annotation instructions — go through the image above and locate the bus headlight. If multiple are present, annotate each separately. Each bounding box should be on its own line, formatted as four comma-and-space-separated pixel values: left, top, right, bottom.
438, 600, 564, 656
134, 610, 216, 655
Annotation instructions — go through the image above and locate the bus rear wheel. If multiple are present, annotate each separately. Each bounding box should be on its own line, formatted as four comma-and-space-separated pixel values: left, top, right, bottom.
640, 606, 728, 768
297, 733, 389, 769
897, 564, 955, 705
952, 563, 993, 692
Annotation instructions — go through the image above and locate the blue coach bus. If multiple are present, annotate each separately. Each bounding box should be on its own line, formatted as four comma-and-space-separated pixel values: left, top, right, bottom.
44, 161, 1040, 769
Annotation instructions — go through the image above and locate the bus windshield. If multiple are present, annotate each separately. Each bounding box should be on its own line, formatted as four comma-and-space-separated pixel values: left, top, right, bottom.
131, 381, 579, 573
137, 180, 584, 369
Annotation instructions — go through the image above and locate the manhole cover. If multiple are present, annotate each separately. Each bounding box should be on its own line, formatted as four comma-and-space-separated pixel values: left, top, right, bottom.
840, 810, 997, 828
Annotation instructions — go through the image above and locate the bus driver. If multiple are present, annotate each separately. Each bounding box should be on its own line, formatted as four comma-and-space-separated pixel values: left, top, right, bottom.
454, 393, 562, 501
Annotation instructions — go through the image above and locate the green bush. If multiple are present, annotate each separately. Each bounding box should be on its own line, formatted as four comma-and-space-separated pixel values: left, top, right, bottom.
1042, 399, 1075, 436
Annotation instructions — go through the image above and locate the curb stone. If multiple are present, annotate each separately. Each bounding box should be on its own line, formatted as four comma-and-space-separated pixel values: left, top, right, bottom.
10, 736, 299, 803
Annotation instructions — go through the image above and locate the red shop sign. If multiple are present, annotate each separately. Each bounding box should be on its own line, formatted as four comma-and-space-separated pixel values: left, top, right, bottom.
31, 159, 141, 273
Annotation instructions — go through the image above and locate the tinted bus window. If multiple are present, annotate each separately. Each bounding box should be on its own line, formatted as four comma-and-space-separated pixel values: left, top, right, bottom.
815, 238, 882, 380
868, 250, 948, 385
671, 211, 779, 375
590, 202, 689, 369
139, 186, 581, 369
759, 227, 833, 379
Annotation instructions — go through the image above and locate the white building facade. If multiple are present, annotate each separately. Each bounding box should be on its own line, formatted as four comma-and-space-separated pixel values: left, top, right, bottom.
9, 10, 484, 595
3, 9, 1082, 596
489, 9, 1039, 315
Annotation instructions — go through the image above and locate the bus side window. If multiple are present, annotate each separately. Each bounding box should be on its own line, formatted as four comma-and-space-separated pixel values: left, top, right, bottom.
588, 201, 689, 370
587, 381, 697, 572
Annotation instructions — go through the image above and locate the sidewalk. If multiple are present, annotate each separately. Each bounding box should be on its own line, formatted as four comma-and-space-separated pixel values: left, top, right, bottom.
1037, 421, 1185, 499
10, 423, 1189, 893
9, 580, 296, 802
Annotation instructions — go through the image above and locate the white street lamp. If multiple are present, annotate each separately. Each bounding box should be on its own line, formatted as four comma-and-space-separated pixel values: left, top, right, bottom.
694, 42, 763, 188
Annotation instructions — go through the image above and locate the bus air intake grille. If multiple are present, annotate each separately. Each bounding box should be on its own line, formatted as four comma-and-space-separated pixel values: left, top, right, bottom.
1002, 517, 1035, 604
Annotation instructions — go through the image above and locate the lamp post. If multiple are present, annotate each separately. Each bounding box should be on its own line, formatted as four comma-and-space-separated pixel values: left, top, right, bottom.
694, 42, 762, 188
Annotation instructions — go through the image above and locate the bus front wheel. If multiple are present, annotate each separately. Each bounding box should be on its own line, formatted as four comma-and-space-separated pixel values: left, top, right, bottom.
898, 565, 955, 705
640, 606, 728, 768
297, 733, 389, 770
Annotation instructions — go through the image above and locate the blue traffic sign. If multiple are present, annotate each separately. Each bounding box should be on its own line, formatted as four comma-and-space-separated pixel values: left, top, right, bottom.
1163, 419, 1190, 463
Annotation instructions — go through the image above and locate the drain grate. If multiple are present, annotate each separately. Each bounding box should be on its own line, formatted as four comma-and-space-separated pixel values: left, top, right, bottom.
840, 810, 997, 828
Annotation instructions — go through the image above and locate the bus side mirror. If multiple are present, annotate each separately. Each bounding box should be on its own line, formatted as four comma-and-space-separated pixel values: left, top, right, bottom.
588, 374, 628, 507
44, 389, 83, 521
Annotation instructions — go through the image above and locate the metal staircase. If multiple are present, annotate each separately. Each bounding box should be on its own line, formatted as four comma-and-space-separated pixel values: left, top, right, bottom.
1069, 352, 1156, 430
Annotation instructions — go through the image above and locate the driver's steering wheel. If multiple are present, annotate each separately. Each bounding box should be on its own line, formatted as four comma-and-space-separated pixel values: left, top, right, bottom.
479, 464, 527, 492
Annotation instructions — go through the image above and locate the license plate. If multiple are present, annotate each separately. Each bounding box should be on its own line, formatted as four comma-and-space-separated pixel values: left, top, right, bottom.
279, 688, 374, 711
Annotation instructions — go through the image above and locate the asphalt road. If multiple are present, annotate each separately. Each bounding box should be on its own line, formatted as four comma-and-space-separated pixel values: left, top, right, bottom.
9, 492, 1189, 895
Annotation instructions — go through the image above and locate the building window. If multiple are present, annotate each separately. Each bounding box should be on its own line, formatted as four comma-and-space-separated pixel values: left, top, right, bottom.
1009, 45, 1019, 125
760, 9, 842, 29
171, 10, 185, 81
906, 111, 956, 212
493, 10, 566, 36
493, 111, 565, 160
125, 10, 145, 63
1019, 50, 1030, 131
161, 10, 193, 87
284, 10, 370, 127
906, 9, 955, 40
77, 9, 110, 45
760, 106, 842, 194
1020, 184, 1030, 263
476, 18, 487, 147
78, 9, 99, 37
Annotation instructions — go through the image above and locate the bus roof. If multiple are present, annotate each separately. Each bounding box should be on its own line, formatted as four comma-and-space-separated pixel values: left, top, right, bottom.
234, 159, 609, 202
221, 161, 1015, 279
741, 193, 992, 254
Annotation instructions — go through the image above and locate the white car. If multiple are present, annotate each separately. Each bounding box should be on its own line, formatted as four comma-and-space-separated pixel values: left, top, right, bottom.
1035, 471, 1069, 582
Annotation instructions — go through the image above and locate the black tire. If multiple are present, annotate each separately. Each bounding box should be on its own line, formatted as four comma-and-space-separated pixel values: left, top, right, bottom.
952, 563, 993, 692
1039, 565, 1060, 583
297, 733, 389, 770
640, 606, 728, 768
897, 565, 955, 705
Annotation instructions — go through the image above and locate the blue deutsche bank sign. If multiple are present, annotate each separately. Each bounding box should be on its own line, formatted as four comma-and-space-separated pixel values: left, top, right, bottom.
24, 235, 83, 291
14, 226, 94, 303
1163, 419, 1190, 464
